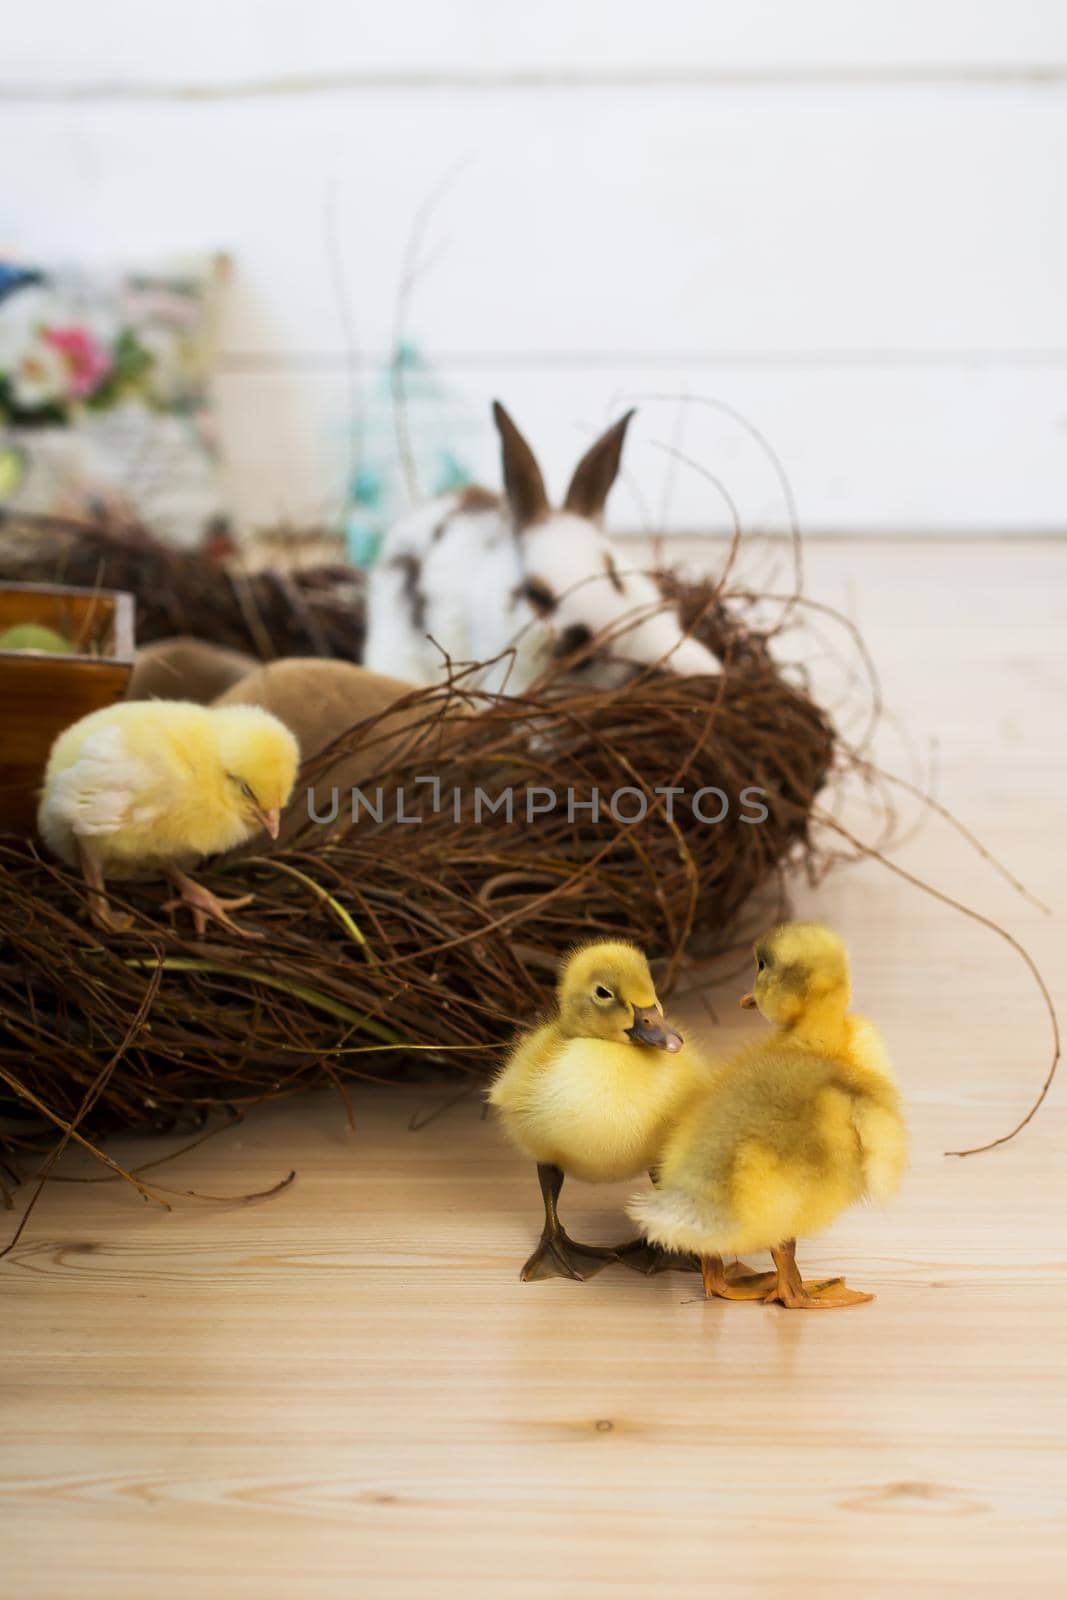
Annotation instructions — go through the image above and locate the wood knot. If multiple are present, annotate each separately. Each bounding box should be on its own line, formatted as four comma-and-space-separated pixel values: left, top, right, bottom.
841, 1479, 987, 1517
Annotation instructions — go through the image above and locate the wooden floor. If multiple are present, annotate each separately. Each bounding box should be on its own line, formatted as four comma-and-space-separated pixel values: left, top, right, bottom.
5, 541, 1067, 1598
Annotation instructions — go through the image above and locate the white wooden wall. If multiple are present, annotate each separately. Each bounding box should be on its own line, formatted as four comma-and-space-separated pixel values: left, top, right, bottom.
4, 1, 1066, 537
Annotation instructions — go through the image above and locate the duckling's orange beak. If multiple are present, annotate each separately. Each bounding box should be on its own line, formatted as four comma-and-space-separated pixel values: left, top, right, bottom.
255, 805, 282, 840
739, 991, 757, 1009
626, 1004, 683, 1052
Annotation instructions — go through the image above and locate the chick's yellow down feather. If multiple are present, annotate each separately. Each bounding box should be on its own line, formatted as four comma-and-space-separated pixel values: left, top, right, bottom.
38, 700, 299, 936
489, 941, 710, 1281
627, 923, 906, 1310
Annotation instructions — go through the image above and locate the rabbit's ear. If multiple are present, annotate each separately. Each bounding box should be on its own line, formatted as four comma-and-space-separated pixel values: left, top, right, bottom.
563, 410, 636, 519
493, 401, 549, 528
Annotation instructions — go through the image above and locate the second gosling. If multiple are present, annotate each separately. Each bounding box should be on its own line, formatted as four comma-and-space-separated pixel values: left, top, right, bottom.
627, 923, 906, 1310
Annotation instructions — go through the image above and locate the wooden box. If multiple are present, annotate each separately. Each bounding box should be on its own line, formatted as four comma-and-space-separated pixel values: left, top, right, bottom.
0, 581, 135, 835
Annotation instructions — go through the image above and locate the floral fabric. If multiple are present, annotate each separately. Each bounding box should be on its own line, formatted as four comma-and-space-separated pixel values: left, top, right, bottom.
0, 257, 229, 549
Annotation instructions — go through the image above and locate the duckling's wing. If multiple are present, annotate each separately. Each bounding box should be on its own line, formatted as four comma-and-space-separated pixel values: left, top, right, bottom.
850, 1094, 907, 1203
486, 1022, 559, 1109
848, 1016, 898, 1083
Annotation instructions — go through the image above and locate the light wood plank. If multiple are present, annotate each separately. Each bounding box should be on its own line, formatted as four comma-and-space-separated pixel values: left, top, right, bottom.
3, 539, 1066, 1597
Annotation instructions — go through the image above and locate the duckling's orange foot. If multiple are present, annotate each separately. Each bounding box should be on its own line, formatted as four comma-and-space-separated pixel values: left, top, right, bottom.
162, 874, 260, 939
764, 1242, 870, 1309
722, 1264, 781, 1299
768, 1277, 872, 1310
520, 1232, 617, 1283
701, 1255, 777, 1300
615, 1238, 700, 1275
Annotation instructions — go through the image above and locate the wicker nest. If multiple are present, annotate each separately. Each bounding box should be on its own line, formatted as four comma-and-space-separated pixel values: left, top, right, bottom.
0, 515, 834, 1167
0, 511, 366, 660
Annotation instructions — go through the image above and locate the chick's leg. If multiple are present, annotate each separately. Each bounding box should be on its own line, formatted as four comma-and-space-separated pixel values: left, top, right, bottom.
78, 843, 133, 934
765, 1239, 872, 1310
520, 1164, 617, 1283
161, 867, 259, 939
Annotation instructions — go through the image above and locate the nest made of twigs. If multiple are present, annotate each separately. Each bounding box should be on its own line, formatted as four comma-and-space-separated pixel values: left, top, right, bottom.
0, 508, 1059, 1228
0, 511, 365, 661
0, 514, 835, 1175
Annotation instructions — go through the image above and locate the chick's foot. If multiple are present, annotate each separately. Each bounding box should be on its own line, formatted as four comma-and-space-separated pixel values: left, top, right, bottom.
89, 900, 135, 935
162, 871, 260, 938
78, 844, 134, 934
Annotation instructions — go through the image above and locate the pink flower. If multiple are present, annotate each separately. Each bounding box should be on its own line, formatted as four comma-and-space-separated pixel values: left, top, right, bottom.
41, 325, 112, 398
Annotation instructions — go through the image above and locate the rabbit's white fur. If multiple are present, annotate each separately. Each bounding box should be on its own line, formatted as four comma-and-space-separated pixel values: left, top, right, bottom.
364, 405, 718, 696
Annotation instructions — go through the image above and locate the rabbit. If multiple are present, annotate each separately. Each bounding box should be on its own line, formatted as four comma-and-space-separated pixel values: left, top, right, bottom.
362, 401, 719, 696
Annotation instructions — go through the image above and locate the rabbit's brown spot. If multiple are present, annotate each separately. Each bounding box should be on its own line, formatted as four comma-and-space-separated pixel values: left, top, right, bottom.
391, 554, 427, 631
457, 484, 500, 515
603, 552, 625, 593
555, 622, 596, 669
515, 577, 557, 617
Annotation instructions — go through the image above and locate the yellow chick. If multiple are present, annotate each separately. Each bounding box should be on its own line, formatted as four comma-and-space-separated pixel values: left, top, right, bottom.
627, 923, 906, 1310
488, 941, 709, 1281
38, 701, 299, 938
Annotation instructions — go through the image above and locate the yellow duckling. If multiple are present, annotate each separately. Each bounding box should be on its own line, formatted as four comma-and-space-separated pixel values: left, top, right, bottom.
627, 923, 906, 1310
488, 941, 709, 1281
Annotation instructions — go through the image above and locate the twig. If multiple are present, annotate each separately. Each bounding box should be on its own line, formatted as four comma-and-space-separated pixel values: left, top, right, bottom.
391, 158, 473, 503
815, 811, 1060, 1157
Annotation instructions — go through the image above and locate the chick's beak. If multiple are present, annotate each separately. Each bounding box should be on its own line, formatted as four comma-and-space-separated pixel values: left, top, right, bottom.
256, 805, 281, 840
739, 991, 757, 1009
626, 1004, 683, 1052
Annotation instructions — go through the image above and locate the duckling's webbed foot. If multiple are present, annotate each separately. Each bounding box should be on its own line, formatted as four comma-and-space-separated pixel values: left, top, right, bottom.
615, 1169, 701, 1274
701, 1254, 777, 1300
615, 1238, 700, 1275
765, 1241, 872, 1311
774, 1279, 871, 1309
521, 1232, 617, 1283
520, 1163, 617, 1283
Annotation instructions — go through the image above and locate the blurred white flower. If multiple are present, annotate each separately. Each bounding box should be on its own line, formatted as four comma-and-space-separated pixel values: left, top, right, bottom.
0, 283, 55, 371
9, 336, 69, 409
